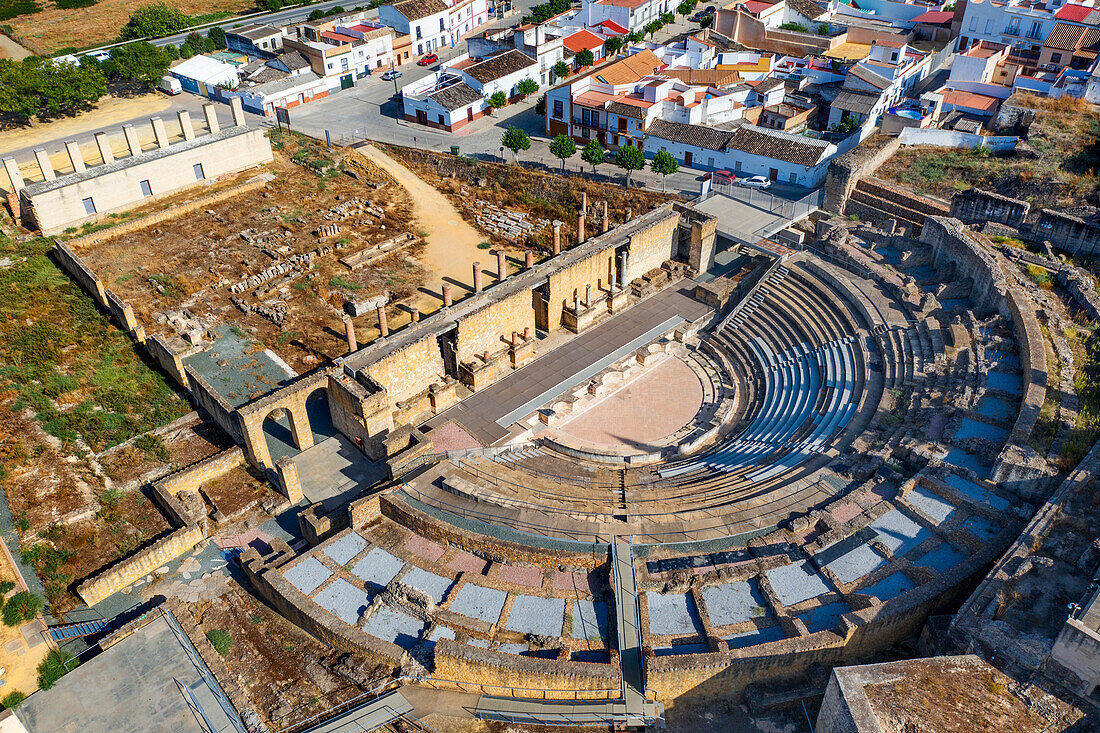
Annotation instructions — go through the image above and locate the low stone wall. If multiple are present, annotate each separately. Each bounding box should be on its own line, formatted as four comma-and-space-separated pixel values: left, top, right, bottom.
184, 366, 244, 443
53, 242, 107, 307
1003, 285, 1047, 446
950, 188, 1030, 229
77, 524, 206, 606
146, 333, 191, 389
822, 135, 902, 214
920, 217, 1007, 316
152, 447, 246, 525
433, 640, 620, 698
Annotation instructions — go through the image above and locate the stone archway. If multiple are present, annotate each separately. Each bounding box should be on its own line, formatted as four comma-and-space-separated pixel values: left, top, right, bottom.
305, 387, 337, 445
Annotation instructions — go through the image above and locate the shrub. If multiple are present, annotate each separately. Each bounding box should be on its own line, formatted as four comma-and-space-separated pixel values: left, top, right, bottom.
2, 591, 42, 626
1, 691, 24, 709
205, 629, 233, 655
778, 21, 808, 32
120, 3, 189, 40
133, 433, 170, 461
37, 650, 76, 689
0, 581, 14, 596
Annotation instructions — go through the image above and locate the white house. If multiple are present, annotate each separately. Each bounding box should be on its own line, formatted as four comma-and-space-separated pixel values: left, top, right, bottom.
645, 119, 836, 186
380, 0, 488, 57
579, 0, 673, 33
955, 0, 1084, 52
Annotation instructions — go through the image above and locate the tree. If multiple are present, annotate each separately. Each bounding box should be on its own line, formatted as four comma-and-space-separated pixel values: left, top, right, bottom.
549, 134, 576, 172
700, 13, 713, 27
552, 60, 570, 79
2, 592, 41, 627
677, 0, 693, 14
660, 11, 674, 23
645, 20, 661, 37
179, 42, 195, 58
501, 125, 531, 163
650, 149, 678, 191
185, 31, 204, 50
604, 36, 623, 55
615, 144, 645, 187
487, 90, 507, 111
0, 57, 107, 120
581, 139, 606, 177
37, 650, 76, 691
105, 42, 172, 87
164, 43, 180, 60
308, 8, 326, 19
627, 31, 644, 43
517, 78, 538, 96
262, 0, 283, 10
120, 3, 189, 40
575, 48, 594, 67
535, 93, 546, 115
207, 26, 227, 49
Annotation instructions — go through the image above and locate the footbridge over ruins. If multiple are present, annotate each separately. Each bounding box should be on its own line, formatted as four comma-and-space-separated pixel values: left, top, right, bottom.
696, 183, 823, 252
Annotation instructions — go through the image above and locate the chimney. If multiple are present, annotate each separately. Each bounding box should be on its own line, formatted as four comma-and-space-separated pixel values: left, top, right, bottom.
473, 261, 483, 292
122, 125, 142, 157
525, 250, 534, 269
203, 104, 221, 134
33, 149, 55, 182
178, 110, 195, 141
377, 305, 389, 337
496, 250, 507, 280
151, 117, 170, 149
95, 132, 114, 165
442, 283, 453, 307
230, 97, 247, 127
64, 142, 85, 173
552, 221, 562, 255
2, 158, 24, 192
344, 317, 357, 353
602, 200, 609, 233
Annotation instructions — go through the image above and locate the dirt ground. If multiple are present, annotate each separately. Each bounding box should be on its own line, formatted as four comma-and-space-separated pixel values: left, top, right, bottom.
186, 583, 394, 730
0, 34, 32, 60
75, 133, 423, 372
4, 0, 252, 55
0, 549, 51, 701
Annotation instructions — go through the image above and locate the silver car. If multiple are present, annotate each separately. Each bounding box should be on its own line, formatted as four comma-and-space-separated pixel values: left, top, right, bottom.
739, 175, 771, 189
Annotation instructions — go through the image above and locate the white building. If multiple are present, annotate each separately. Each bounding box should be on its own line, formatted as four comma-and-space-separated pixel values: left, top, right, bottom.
380, 0, 489, 56
955, 0, 1084, 52
579, 0, 673, 33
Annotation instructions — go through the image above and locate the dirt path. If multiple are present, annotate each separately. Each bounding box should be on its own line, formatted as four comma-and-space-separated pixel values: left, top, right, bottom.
0, 34, 32, 60
357, 144, 495, 318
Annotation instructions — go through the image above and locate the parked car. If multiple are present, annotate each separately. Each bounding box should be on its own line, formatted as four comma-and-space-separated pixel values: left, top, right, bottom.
157, 75, 182, 95
690, 10, 708, 20
738, 175, 772, 189
417, 53, 438, 66
705, 5, 716, 12
381, 69, 403, 81
712, 169, 734, 184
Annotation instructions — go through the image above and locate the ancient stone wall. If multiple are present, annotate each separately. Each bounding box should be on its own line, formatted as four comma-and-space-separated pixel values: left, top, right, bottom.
185, 366, 245, 444
236, 371, 329, 470
920, 217, 1008, 316
455, 288, 536, 364
1032, 209, 1100, 254
52, 242, 107, 307
145, 334, 190, 389
154, 447, 246, 519
365, 338, 446, 405
546, 249, 617, 331
950, 189, 1030, 229
626, 211, 679, 282
822, 136, 902, 214
433, 640, 621, 698
1003, 286, 1047, 447
77, 524, 206, 606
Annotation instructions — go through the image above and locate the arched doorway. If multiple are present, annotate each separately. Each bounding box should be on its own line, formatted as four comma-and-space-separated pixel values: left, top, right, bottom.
305, 388, 337, 445
262, 407, 299, 462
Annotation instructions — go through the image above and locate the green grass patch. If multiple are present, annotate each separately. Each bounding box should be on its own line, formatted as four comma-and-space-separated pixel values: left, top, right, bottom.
133, 434, 170, 462
206, 628, 233, 655
37, 650, 76, 690
328, 275, 361, 290
1, 690, 25, 709
0, 0, 40, 21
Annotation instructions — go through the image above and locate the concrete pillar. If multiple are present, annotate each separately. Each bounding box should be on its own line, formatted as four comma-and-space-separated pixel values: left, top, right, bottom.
602, 200, 609, 233
473, 261, 483, 293
525, 250, 534, 269
203, 104, 220, 135
151, 117, 170, 149
552, 221, 562, 255
344, 317, 357, 353
95, 133, 114, 165
377, 305, 389, 338
2, 158, 24, 192
496, 250, 507, 280
230, 97, 246, 127
65, 141, 86, 173
411, 307, 420, 322
275, 456, 303, 503
442, 283, 453, 307
33, 149, 54, 181
177, 110, 195, 141
122, 125, 142, 157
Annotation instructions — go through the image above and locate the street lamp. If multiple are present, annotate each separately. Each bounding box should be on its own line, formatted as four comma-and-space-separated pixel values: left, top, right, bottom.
500, 145, 505, 164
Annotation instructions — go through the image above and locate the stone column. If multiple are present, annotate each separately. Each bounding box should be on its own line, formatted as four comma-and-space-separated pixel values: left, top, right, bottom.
3, 158, 25, 192
585, 283, 591, 307
552, 221, 562, 255
377, 305, 389, 337
151, 117, 170, 149
203, 104, 220, 135
344, 317, 357, 353
411, 307, 420, 322
65, 142, 86, 173
33, 149, 54, 181
473, 261, 483, 293
178, 110, 196, 141
577, 192, 587, 245
525, 250, 534, 268
610, 263, 617, 291
602, 200, 609, 233
274, 456, 303, 503
496, 249, 507, 280
620, 250, 629, 285
442, 283, 453, 307
95, 132, 115, 165
574, 293, 581, 312
230, 97, 247, 127
626, 208, 633, 221
122, 125, 142, 157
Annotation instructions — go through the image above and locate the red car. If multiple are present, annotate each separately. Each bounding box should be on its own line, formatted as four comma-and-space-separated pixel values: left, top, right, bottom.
417, 53, 438, 66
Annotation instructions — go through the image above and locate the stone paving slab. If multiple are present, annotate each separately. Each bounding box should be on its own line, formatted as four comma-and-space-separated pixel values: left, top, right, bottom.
447, 552, 489, 575
361, 606, 425, 650
824, 544, 888, 585
314, 578, 373, 626
858, 571, 916, 602
870, 508, 933, 555
765, 560, 832, 608
400, 567, 453, 604
498, 564, 544, 587
448, 584, 508, 624
284, 557, 332, 596
912, 542, 969, 572
506, 596, 566, 637
405, 536, 446, 562
352, 548, 405, 589
323, 532, 368, 566
645, 592, 703, 637
795, 601, 850, 633
726, 624, 786, 649
571, 599, 609, 641
906, 486, 957, 525
553, 570, 596, 593
700, 580, 769, 627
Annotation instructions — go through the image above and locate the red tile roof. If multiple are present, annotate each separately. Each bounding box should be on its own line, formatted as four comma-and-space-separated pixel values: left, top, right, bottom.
596, 19, 629, 34
743, 1, 772, 13
941, 90, 999, 112
1055, 3, 1095, 21
563, 30, 606, 53
911, 9, 954, 24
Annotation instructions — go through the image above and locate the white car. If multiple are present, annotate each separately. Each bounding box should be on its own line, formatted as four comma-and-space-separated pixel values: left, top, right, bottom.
738, 175, 771, 189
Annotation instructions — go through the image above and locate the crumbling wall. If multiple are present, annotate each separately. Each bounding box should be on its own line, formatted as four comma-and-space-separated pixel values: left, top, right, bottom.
920, 217, 1008, 316
433, 640, 621, 697
365, 338, 446, 405
626, 210, 680, 282
823, 136, 902, 214
950, 189, 1030, 229
77, 524, 206, 606
1032, 209, 1100, 254
546, 248, 617, 331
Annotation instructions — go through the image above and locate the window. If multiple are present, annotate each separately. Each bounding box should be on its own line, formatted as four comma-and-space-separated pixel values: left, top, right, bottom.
734, 160, 742, 171
1028, 20, 1042, 39
789, 171, 797, 183
552, 99, 563, 118
890, 52, 897, 62
139, 179, 152, 197
968, 17, 977, 31
1051, 52, 1063, 64
438, 113, 445, 123
193, 163, 205, 180
327, 63, 333, 70
1006, 17, 1020, 35
82, 197, 96, 215
341, 58, 349, 71
440, 17, 446, 31
581, 127, 590, 139
416, 27, 422, 40
581, 108, 590, 125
